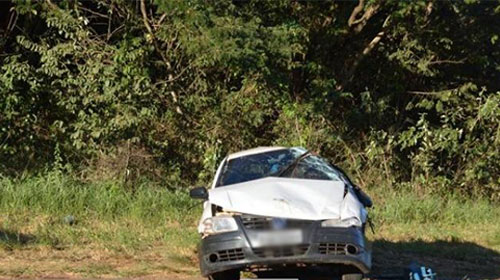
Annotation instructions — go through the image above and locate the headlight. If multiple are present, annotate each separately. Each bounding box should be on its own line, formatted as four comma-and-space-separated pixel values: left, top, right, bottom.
203, 215, 238, 235
321, 217, 361, 228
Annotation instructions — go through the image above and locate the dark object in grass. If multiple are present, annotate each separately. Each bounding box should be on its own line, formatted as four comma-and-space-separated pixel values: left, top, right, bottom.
63, 215, 75, 226
404, 262, 437, 280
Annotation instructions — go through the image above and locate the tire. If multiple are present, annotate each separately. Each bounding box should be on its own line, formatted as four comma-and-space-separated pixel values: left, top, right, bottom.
208, 270, 240, 280
341, 273, 363, 280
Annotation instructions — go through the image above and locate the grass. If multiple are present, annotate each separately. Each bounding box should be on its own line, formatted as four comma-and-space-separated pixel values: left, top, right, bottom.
364, 186, 500, 278
0, 172, 499, 278
0, 172, 201, 278
368, 186, 500, 247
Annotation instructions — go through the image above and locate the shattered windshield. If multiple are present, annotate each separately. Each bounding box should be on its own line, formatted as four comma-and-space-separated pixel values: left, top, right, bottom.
217, 148, 342, 187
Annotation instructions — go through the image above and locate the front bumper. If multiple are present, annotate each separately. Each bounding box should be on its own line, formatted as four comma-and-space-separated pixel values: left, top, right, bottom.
198, 217, 371, 276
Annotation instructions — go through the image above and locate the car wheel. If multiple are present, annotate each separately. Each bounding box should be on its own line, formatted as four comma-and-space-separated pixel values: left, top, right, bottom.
208, 270, 240, 280
341, 273, 363, 280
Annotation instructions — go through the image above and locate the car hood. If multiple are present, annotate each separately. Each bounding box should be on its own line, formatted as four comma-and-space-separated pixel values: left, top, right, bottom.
208, 177, 365, 221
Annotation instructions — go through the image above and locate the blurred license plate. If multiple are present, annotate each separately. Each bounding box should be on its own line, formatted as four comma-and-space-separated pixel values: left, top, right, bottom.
254, 230, 303, 247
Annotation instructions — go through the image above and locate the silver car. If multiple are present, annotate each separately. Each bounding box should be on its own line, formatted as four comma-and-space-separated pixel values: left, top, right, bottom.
190, 147, 373, 280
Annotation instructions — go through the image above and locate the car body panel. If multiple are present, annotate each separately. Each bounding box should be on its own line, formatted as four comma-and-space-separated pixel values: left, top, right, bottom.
226, 146, 287, 161
208, 177, 345, 220
198, 179, 367, 233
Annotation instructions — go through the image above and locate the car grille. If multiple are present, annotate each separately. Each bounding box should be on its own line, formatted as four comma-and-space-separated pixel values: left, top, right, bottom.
253, 244, 309, 258
217, 248, 245, 262
241, 215, 314, 230
318, 243, 348, 255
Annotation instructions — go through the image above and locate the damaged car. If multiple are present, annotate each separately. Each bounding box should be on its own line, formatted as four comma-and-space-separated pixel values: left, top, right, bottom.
190, 147, 373, 280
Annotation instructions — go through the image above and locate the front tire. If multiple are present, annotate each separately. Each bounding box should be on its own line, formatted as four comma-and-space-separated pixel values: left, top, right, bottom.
208, 270, 240, 280
341, 273, 363, 280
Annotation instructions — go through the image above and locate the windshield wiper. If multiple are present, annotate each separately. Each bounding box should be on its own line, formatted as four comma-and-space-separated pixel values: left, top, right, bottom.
268, 150, 310, 177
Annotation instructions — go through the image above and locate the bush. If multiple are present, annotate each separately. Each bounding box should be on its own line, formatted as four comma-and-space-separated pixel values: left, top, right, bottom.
0, 0, 499, 199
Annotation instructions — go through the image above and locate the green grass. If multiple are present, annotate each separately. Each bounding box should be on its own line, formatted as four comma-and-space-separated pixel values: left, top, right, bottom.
363, 186, 500, 277
0, 172, 200, 249
0, 172, 499, 278
0, 172, 201, 277
367, 186, 500, 249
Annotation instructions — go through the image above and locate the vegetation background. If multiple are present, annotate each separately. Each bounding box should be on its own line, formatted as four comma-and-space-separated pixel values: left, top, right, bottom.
0, 0, 499, 278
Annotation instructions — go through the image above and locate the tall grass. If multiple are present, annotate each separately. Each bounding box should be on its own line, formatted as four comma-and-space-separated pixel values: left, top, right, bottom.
0, 172, 201, 251
0, 171, 499, 256
370, 187, 498, 225
0, 172, 194, 220
366, 185, 500, 251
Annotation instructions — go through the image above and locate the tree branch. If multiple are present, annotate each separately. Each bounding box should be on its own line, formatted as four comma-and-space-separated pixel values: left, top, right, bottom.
7, 9, 18, 33
355, 4, 380, 33
139, 0, 183, 115
428, 58, 466, 65
425, 1, 433, 21
348, 0, 380, 34
140, 0, 153, 34
338, 16, 390, 90
157, 13, 167, 28
348, 0, 365, 27
407, 87, 460, 96
80, 7, 109, 19
106, 24, 125, 41
407, 91, 441, 96
362, 30, 384, 56
45, 0, 57, 9
139, 0, 170, 68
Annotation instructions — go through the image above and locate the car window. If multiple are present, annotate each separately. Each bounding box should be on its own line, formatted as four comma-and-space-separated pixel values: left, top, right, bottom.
281, 155, 342, 181
218, 148, 304, 186
217, 148, 342, 186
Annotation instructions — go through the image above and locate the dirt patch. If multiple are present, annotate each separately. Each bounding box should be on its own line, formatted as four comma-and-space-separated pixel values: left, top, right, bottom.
1, 239, 499, 279
371, 239, 500, 279
0, 246, 200, 279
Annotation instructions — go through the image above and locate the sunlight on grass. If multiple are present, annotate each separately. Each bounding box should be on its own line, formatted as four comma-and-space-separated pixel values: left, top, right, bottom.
0, 172, 499, 277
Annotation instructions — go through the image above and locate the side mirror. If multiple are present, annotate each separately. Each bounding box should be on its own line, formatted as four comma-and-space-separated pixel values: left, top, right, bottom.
190, 186, 208, 200
354, 187, 373, 208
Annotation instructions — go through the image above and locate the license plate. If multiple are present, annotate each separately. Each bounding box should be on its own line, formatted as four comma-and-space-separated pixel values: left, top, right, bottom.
253, 229, 303, 247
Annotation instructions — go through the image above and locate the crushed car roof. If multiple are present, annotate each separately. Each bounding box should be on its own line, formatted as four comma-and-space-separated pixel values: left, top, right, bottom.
227, 146, 287, 160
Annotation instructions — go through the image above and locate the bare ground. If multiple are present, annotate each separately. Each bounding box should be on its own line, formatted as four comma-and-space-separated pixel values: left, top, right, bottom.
0, 239, 499, 280
370, 239, 500, 279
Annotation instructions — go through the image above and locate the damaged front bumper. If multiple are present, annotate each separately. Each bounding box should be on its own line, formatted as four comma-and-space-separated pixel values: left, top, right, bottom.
198, 216, 371, 276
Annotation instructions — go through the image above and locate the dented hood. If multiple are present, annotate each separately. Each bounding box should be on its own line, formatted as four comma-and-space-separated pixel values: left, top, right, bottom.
208, 177, 364, 221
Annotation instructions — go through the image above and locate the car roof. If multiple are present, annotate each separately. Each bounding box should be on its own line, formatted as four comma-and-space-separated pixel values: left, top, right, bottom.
227, 146, 288, 160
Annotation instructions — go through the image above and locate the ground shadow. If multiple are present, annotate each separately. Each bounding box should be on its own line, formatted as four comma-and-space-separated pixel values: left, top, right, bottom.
371, 239, 500, 279
0, 229, 35, 248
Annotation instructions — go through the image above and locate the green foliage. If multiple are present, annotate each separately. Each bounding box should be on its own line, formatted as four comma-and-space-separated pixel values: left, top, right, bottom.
0, 0, 499, 199
398, 85, 500, 198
